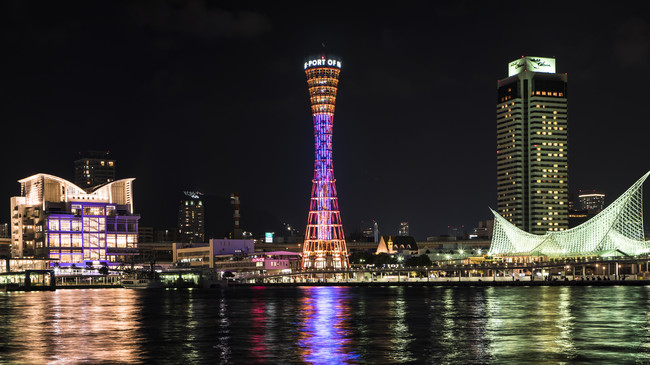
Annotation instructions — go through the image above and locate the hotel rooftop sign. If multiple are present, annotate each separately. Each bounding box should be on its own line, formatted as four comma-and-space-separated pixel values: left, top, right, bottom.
508, 56, 556, 76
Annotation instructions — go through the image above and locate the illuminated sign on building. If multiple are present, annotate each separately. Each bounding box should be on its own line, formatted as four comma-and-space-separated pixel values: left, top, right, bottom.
508, 57, 556, 76
183, 191, 202, 199
304, 58, 342, 70
265, 232, 274, 243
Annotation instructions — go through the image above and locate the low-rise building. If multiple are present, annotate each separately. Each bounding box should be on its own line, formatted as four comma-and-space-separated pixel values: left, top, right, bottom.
376, 236, 419, 255
173, 238, 255, 268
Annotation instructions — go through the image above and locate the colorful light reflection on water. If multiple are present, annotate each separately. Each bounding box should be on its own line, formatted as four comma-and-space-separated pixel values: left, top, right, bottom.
298, 286, 360, 364
0, 289, 145, 364
2, 286, 650, 363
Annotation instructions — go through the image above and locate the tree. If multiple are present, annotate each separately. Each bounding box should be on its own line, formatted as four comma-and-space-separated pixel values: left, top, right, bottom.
405, 254, 432, 267
373, 253, 397, 266
349, 251, 374, 265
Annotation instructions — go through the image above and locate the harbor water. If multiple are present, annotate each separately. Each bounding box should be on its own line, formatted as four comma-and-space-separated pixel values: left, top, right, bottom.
1, 285, 650, 364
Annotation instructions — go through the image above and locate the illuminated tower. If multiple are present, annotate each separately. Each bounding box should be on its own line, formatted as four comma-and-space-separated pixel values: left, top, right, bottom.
301, 54, 349, 269
497, 56, 568, 234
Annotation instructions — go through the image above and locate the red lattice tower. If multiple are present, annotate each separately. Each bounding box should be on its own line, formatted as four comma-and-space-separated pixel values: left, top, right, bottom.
301, 54, 349, 269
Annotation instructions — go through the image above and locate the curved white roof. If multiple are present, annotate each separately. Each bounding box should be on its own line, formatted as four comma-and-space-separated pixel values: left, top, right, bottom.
18, 173, 135, 209
489, 171, 650, 257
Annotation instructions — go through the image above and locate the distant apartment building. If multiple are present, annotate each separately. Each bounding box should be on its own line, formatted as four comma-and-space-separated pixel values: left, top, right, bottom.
471, 219, 494, 239
578, 190, 605, 212
447, 225, 466, 238
361, 220, 380, 243
10, 173, 139, 266
569, 190, 606, 228
178, 191, 205, 243
74, 150, 116, 192
399, 222, 409, 236
155, 228, 177, 242
0, 223, 9, 238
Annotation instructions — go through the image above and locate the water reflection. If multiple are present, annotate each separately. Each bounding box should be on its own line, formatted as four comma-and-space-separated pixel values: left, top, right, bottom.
2, 286, 650, 363
0, 289, 144, 364
387, 287, 414, 362
214, 296, 231, 363
250, 287, 269, 361
298, 286, 359, 364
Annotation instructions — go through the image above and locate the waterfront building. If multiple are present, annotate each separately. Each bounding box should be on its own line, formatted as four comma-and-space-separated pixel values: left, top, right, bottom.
497, 56, 568, 234
213, 251, 301, 276
399, 222, 409, 236
0, 258, 55, 289
178, 191, 205, 243
301, 53, 350, 269
136, 241, 174, 265
173, 238, 255, 268
489, 171, 649, 258
74, 150, 116, 192
10, 173, 139, 266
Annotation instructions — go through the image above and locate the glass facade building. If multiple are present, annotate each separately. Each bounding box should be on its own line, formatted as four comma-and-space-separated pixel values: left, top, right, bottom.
10, 174, 139, 267
46, 202, 138, 265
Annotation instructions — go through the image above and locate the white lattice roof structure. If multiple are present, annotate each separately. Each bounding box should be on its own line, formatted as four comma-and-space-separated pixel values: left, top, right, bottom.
489, 172, 650, 257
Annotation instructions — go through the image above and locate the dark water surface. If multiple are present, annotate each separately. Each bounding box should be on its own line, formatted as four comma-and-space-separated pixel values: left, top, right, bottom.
2, 286, 650, 364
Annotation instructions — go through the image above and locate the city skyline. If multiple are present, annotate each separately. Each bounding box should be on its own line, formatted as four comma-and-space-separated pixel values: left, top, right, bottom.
2, 2, 650, 240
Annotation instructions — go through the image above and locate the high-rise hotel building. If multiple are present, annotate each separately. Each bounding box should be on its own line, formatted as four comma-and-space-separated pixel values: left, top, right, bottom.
497, 56, 568, 234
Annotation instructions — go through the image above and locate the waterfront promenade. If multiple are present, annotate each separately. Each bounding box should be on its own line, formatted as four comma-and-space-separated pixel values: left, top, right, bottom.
238, 254, 650, 286
230, 277, 650, 287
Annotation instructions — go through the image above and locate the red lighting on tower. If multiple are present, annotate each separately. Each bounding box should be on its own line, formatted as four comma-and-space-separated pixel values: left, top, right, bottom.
301, 53, 349, 270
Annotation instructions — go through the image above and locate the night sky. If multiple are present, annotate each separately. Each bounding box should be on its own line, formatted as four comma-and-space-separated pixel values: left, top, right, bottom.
2, 1, 650, 240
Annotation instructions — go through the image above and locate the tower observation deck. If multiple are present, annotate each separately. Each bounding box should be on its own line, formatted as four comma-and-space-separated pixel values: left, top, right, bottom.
302, 54, 349, 269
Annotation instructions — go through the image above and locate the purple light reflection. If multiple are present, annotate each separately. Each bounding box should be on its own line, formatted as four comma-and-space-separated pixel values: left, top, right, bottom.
298, 287, 359, 364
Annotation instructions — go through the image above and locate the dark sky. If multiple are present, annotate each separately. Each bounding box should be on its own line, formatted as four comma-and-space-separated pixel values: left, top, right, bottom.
2, 1, 650, 240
